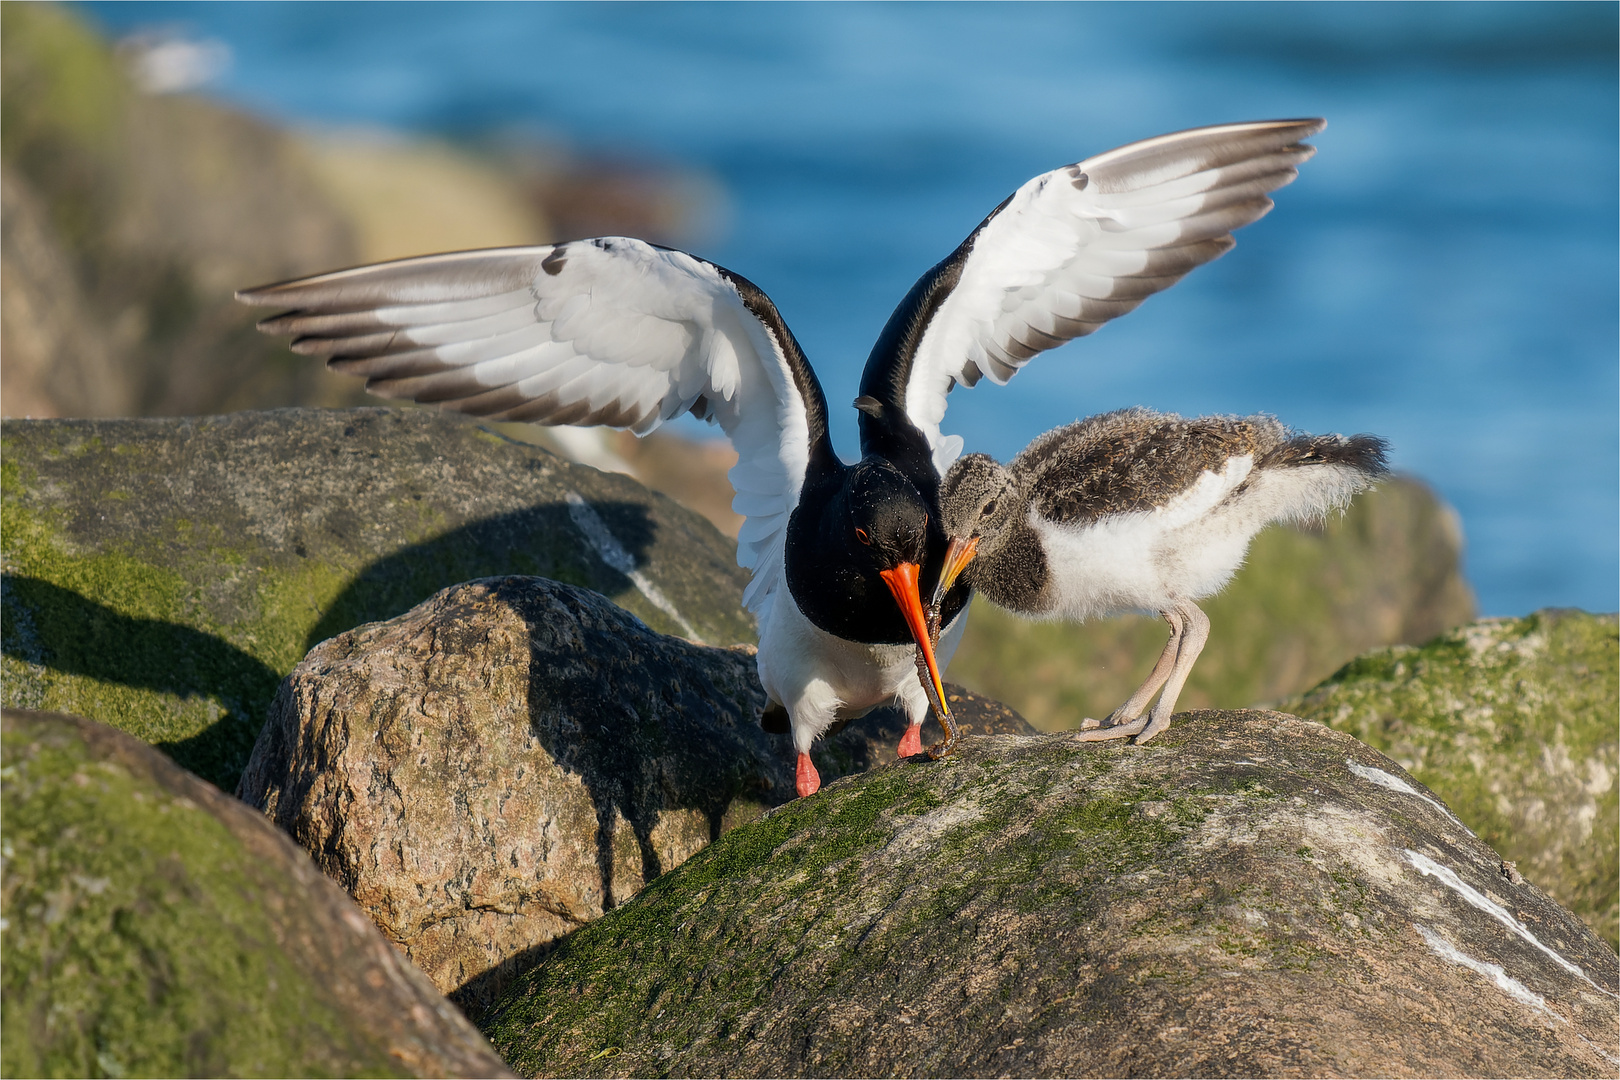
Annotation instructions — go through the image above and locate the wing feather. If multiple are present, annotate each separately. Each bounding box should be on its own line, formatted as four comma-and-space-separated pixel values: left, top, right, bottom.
893, 119, 1324, 472
239, 238, 823, 617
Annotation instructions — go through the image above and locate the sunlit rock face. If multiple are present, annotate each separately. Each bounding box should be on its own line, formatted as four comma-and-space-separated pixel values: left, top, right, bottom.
1, 407, 756, 792
1285, 609, 1619, 950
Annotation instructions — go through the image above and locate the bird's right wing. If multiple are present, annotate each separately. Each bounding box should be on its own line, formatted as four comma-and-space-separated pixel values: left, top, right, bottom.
238, 237, 828, 617
872, 119, 1325, 474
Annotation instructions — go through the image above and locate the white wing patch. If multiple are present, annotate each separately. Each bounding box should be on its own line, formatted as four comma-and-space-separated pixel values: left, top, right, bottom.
901, 119, 1325, 461
239, 239, 814, 616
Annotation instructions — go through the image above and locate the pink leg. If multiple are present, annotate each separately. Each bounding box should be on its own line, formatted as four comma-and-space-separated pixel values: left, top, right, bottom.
1075, 607, 1183, 741
897, 723, 924, 758
796, 752, 821, 798
1133, 601, 1209, 745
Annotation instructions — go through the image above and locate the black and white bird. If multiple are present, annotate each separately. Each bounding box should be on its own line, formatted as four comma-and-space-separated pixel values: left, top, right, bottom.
932, 408, 1388, 744
237, 118, 1324, 796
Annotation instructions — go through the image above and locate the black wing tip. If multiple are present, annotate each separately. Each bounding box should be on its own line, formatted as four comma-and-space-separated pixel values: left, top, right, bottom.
236, 286, 284, 308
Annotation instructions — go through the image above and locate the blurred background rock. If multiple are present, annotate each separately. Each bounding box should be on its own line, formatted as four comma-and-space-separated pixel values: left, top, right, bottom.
0, 1, 1478, 728
0, 2, 715, 421
1, 2, 360, 417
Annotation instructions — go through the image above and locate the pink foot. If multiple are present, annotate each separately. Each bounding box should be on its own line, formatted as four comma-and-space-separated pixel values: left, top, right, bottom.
897, 724, 923, 758
795, 752, 821, 797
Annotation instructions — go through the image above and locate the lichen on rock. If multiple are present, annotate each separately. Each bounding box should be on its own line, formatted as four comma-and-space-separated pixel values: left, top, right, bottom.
1283, 609, 1619, 950
481, 712, 1617, 1079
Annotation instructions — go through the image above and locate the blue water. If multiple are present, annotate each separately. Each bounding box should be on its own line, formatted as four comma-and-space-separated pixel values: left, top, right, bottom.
82, 2, 1620, 616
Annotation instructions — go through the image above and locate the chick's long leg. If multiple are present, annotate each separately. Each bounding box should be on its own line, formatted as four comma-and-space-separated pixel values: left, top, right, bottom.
1132, 600, 1209, 745
1075, 606, 1185, 742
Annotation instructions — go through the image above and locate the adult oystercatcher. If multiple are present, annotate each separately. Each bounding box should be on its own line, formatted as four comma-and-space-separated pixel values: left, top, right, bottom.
238, 119, 1324, 795
932, 408, 1388, 744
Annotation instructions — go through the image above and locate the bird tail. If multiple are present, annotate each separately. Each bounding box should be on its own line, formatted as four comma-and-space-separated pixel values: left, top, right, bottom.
1243, 431, 1390, 528
1260, 432, 1389, 478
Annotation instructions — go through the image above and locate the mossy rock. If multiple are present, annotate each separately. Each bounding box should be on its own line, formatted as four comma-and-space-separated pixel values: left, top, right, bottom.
481, 713, 1617, 1078
948, 476, 1476, 729
1, 408, 755, 791
1282, 609, 1619, 950
0, 708, 512, 1078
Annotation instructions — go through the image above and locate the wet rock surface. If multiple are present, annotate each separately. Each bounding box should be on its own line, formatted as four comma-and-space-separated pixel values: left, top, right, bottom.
0, 708, 512, 1079
1284, 609, 1619, 950
1, 407, 754, 790
481, 711, 1619, 1079
237, 576, 1031, 1021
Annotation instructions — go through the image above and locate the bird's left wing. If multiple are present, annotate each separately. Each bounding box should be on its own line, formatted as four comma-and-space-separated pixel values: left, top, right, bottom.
237, 238, 827, 617
873, 119, 1324, 474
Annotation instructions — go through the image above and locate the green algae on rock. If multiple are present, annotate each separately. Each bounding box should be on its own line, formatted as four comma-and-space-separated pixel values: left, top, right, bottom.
481, 713, 1617, 1079
948, 476, 1476, 730
1, 408, 755, 791
0, 708, 513, 1079
1283, 609, 1619, 951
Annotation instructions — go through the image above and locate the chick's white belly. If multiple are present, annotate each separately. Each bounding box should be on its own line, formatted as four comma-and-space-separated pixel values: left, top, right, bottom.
1036, 510, 1250, 622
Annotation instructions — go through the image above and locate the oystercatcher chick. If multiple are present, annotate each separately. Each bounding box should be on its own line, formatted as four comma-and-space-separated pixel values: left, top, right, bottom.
237, 119, 1325, 794
933, 408, 1388, 743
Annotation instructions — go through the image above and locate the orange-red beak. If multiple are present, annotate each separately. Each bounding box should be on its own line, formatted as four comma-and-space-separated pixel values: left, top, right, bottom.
930, 535, 980, 613
879, 562, 951, 718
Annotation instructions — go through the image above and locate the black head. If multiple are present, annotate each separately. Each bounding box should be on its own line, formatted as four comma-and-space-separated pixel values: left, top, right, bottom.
787, 458, 937, 644
845, 458, 932, 574
783, 456, 964, 713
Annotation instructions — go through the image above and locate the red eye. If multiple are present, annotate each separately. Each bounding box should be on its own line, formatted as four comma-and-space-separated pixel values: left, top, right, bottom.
855, 527, 871, 545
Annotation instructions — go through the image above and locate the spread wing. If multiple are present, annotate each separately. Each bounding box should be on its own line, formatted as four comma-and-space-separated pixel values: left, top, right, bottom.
237, 237, 829, 617
873, 119, 1325, 474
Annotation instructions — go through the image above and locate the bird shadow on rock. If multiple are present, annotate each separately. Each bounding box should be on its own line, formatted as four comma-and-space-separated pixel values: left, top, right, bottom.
500, 572, 768, 877
302, 500, 658, 655
2, 498, 660, 795
0, 575, 282, 791
303, 499, 681, 915
436, 575, 780, 1020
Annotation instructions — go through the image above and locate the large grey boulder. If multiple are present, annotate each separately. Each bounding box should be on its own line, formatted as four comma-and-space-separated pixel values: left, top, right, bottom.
1283, 608, 1619, 950
1, 407, 754, 791
1, 708, 512, 1079
481, 712, 1618, 1078
237, 575, 1031, 1021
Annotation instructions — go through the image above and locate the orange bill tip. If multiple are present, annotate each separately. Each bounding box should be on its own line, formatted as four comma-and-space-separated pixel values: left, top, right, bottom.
879, 562, 951, 719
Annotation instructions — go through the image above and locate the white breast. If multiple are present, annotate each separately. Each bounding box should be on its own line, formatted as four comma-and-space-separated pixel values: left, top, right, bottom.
1034, 455, 1259, 622
756, 588, 968, 753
